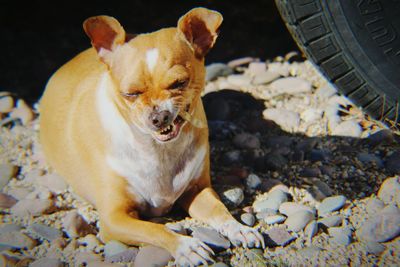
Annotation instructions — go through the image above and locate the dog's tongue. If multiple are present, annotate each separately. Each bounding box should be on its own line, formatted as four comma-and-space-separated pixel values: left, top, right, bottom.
179, 111, 205, 128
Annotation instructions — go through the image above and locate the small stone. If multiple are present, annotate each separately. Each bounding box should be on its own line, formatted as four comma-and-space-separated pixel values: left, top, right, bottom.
305, 220, 318, 242
227, 74, 252, 87
296, 138, 318, 152
134, 245, 173, 267
62, 210, 94, 238
29, 223, 62, 241
308, 149, 332, 162
233, 133, 260, 149
268, 189, 289, 204
328, 227, 351, 246
317, 216, 342, 228
104, 240, 129, 259
265, 227, 295, 247
30, 258, 63, 267
222, 150, 241, 165
192, 227, 230, 249
11, 199, 55, 217
256, 210, 277, 219
222, 187, 244, 206
87, 261, 119, 267
7, 186, 33, 200
0, 231, 36, 249
264, 215, 286, 225
107, 248, 139, 263
0, 224, 22, 233
299, 167, 321, 177
74, 252, 102, 266
378, 177, 400, 204
296, 246, 322, 258
285, 211, 315, 232
366, 198, 385, 215
367, 129, 394, 147
300, 108, 322, 123
317, 195, 347, 217
245, 248, 264, 261
79, 234, 100, 251
0, 96, 14, 113
363, 241, 385, 255
331, 120, 362, 137
357, 153, 383, 168
311, 179, 333, 198
253, 198, 280, 212
36, 173, 68, 193
263, 108, 300, 132
263, 153, 288, 171
0, 193, 17, 208
205, 63, 233, 81
9, 99, 34, 125
279, 202, 316, 217
315, 83, 337, 99
227, 57, 255, 68
211, 262, 229, 267
245, 173, 262, 191
241, 213, 256, 226
248, 62, 266, 76
270, 77, 312, 95
0, 163, 18, 189
260, 179, 288, 193
385, 151, 400, 173
253, 71, 280, 85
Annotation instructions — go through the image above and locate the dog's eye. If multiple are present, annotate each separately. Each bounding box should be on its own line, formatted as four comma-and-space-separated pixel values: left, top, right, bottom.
121, 91, 143, 98
168, 79, 188, 90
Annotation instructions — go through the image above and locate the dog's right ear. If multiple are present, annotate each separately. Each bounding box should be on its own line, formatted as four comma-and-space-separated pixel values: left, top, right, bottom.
83, 16, 126, 53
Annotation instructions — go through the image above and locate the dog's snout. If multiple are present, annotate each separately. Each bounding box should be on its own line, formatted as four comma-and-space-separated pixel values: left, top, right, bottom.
149, 110, 172, 129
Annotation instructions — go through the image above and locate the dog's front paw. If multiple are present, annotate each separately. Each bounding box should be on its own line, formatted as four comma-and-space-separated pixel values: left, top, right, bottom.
173, 236, 215, 267
219, 220, 265, 249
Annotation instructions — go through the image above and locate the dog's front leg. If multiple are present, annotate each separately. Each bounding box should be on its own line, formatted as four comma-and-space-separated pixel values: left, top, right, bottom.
95, 177, 215, 266
181, 185, 265, 249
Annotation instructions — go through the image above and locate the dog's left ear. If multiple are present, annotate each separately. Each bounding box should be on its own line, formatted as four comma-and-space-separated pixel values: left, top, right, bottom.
83, 16, 126, 52
178, 8, 223, 58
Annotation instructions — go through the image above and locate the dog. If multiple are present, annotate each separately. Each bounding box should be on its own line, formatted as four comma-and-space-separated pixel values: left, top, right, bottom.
39, 7, 264, 266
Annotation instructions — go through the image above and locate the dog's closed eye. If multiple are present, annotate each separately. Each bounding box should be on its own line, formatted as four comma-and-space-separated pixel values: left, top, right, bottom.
121, 91, 143, 98
168, 79, 188, 90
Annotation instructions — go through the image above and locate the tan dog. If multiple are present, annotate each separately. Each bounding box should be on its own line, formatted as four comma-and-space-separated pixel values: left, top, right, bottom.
40, 8, 264, 266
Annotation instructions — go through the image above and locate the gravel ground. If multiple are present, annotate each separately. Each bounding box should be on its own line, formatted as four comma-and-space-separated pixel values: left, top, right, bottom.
0, 53, 399, 266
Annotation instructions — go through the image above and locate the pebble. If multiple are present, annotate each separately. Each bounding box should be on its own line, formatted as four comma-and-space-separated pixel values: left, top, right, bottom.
296, 246, 322, 258
317, 195, 347, 217
279, 202, 316, 217
367, 129, 394, 147
241, 213, 255, 226
9, 99, 34, 125
0, 193, 17, 208
232, 133, 260, 149
11, 198, 55, 217
308, 149, 332, 162
253, 71, 281, 85
245, 173, 262, 191
378, 177, 400, 204
363, 241, 385, 255
270, 77, 312, 95
264, 215, 286, 225
285, 210, 315, 232
29, 223, 62, 241
0, 231, 36, 249
265, 227, 295, 247
79, 234, 100, 251
253, 198, 280, 212
245, 248, 264, 261
304, 220, 318, 242
385, 151, 400, 173
222, 187, 244, 206
357, 205, 400, 242
317, 216, 342, 228
328, 227, 351, 246
299, 167, 321, 177
0, 224, 22, 233
0, 96, 14, 113
227, 57, 255, 68
107, 248, 139, 263
357, 153, 383, 168
296, 138, 318, 152
133, 245, 173, 267
301, 108, 322, 123
75, 252, 102, 266
222, 150, 241, 164
227, 74, 252, 87
192, 227, 231, 249
211, 262, 229, 267
30, 258, 63, 267
7, 186, 33, 200
104, 240, 129, 259
268, 62, 290, 76
256, 210, 277, 219
263, 108, 300, 132
36, 173, 68, 193
62, 210, 94, 238
365, 198, 385, 215
331, 120, 362, 137
247, 62, 266, 76
205, 63, 233, 81
315, 83, 337, 99
263, 152, 288, 171
0, 163, 18, 189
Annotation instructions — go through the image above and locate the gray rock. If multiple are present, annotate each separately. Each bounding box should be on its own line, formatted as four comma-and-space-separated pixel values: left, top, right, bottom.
11, 199, 55, 217
385, 151, 400, 173
328, 227, 351, 246
308, 149, 332, 162
253, 198, 280, 212
241, 213, 256, 226
62, 210, 94, 238
0, 224, 22, 234
378, 177, 400, 204
357, 205, 400, 242
296, 246, 322, 258
296, 138, 318, 152
134, 246, 173, 267
285, 210, 315, 232
312, 179, 333, 198
366, 198, 385, 215
233, 133, 260, 149
270, 77, 312, 95
104, 240, 129, 259
7, 186, 33, 200
264, 215, 286, 225
222, 150, 241, 164
305, 220, 318, 242
317, 195, 347, 217
0, 231, 36, 249
263, 153, 288, 171
107, 248, 139, 263
205, 63, 233, 81
211, 262, 229, 267
367, 129, 394, 147
30, 258, 63, 267
0, 163, 17, 189
318, 216, 342, 228
279, 202, 316, 217
299, 167, 321, 177
331, 120, 362, 137
357, 153, 384, 168
227, 74, 252, 87
192, 227, 230, 249
248, 62, 266, 76
245, 173, 262, 191
29, 223, 62, 241
363, 241, 385, 255
0, 193, 17, 208
268, 189, 289, 204
263, 108, 300, 132
265, 227, 295, 247
74, 252, 102, 266
245, 248, 264, 261
253, 71, 280, 85
36, 173, 68, 193
256, 209, 278, 220
223, 187, 244, 206
79, 234, 100, 251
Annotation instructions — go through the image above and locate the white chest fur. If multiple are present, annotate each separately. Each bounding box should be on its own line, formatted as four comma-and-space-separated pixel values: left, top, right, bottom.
96, 73, 206, 216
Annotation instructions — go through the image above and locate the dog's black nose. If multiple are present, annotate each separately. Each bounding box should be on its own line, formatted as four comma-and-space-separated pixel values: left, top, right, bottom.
149, 110, 173, 129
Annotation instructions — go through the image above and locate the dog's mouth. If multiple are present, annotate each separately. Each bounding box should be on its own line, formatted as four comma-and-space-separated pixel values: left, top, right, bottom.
153, 105, 190, 142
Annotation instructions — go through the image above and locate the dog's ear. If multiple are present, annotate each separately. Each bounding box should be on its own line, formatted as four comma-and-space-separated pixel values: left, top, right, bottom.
178, 8, 223, 58
83, 16, 125, 52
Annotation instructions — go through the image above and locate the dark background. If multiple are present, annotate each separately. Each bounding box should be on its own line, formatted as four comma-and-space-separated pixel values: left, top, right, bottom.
0, 0, 298, 104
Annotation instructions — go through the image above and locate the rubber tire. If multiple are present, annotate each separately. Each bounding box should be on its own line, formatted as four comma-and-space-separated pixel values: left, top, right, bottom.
275, 0, 400, 125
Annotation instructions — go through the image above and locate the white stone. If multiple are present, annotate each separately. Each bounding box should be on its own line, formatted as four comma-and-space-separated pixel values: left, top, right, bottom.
0, 96, 14, 113
270, 77, 312, 95
331, 120, 362, 137
227, 74, 253, 87
9, 99, 34, 125
263, 108, 300, 132
247, 62, 266, 76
